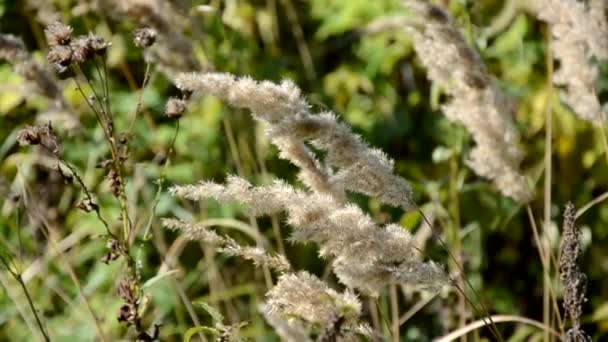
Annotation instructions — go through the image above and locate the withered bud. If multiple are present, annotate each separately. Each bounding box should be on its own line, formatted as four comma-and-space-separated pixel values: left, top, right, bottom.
71, 36, 94, 64
107, 168, 121, 197
87, 33, 109, 55
117, 304, 138, 325
164, 97, 187, 119
76, 197, 98, 212
46, 45, 72, 67
133, 27, 157, 48
16, 127, 41, 145
117, 275, 139, 305
16, 122, 60, 155
101, 238, 121, 264
44, 22, 73, 46
71, 34, 109, 64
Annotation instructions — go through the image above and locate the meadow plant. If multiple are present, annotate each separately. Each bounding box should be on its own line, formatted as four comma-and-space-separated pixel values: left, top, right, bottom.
560, 203, 591, 341
1, 0, 607, 341
168, 72, 448, 293
11, 21, 166, 341
536, 0, 608, 121
402, 0, 531, 202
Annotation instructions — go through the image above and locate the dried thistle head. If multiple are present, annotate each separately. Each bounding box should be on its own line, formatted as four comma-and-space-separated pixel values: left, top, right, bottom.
133, 27, 157, 48
71, 33, 109, 64
46, 45, 72, 67
71, 36, 93, 64
86, 33, 109, 55
164, 97, 187, 119
44, 21, 73, 46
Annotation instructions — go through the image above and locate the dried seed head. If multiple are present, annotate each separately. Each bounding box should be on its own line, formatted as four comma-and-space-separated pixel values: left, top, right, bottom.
133, 27, 157, 48
164, 97, 187, 119
116, 275, 140, 325
71, 36, 93, 64
86, 33, 108, 55
71, 34, 108, 63
117, 275, 139, 305
107, 168, 121, 197
117, 304, 137, 324
44, 21, 73, 46
16, 122, 60, 155
101, 238, 121, 264
560, 202, 589, 339
46, 45, 72, 67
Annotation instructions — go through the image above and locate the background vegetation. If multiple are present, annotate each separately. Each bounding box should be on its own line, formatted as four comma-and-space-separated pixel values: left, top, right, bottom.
0, 0, 607, 340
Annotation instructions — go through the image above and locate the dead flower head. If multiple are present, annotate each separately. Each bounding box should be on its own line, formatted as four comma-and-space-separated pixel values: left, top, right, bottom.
164, 97, 187, 119
44, 21, 73, 46
16, 122, 61, 155
133, 27, 157, 48
71, 33, 109, 64
101, 238, 122, 264
46, 45, 72, 67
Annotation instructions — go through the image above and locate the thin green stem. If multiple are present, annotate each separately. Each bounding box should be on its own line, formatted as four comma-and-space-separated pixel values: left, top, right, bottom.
142, 121, 180, 240
16, 274, 50, 342
416, 207, 504, 341
129, 62, 152, 134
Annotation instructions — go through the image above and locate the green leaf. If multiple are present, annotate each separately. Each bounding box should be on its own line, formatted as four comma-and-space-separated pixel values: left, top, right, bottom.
400, 211, 421, 229
184, 326, 218, 342
141, 270, 180, 290
193, 301, 224, 325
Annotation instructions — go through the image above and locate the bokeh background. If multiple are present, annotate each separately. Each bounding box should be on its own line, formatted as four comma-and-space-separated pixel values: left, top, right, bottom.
1, 0, 607, 340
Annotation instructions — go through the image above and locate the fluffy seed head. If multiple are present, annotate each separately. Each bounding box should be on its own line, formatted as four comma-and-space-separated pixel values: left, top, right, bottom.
164, 97, 187, 119
44, 21, 73, 46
